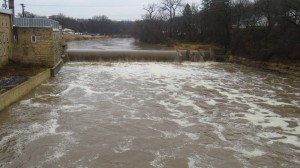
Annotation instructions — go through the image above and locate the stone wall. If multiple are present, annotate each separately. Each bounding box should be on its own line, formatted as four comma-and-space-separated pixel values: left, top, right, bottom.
12, 27, 63, 67
52, 30, 63, 64
0, 13, 12, 68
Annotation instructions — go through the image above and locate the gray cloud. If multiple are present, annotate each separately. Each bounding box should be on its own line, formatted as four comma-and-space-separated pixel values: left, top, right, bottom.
13, 0, 199, 20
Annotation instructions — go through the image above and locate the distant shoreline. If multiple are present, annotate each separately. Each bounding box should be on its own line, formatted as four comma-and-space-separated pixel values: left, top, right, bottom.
63, 34, 131, 42
64, 37, 300, 77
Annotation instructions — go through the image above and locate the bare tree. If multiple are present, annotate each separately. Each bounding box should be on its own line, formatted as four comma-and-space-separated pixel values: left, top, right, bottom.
157, 8, 169, 21
191, 2, 200, 15
92, 15, 109, 21
17, 11, 46, 18
160, 0, 184, 37
161, 0, 183, 18
256, 0, 273, 30
232, 0, 251, 30
143, 3, 157, 20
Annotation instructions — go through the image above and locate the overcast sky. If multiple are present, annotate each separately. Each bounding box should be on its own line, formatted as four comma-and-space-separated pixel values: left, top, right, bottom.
13, 0, 200, 21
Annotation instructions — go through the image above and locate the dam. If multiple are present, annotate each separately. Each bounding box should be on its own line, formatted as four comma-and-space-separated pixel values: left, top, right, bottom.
67, 50, 181, 62
0, 38, 299, 167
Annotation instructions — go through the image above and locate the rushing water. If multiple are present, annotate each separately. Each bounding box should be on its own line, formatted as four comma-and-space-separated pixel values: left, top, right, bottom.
0, 62, 299, 168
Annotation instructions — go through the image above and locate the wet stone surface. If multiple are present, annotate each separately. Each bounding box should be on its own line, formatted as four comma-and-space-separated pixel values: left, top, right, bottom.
0, 76, 29, 93
0, 62, 299, 168
0, 64, 46, 94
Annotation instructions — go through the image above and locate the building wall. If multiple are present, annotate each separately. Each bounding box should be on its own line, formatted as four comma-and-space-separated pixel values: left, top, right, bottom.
52, 30, 63, 65
0, 13, 12, 68
12, 27, 63, 67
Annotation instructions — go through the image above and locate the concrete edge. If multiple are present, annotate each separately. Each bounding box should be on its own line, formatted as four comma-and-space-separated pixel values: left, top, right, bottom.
67, 50, 181, 62
0, 69, 51, 112
51, 60, 64, 77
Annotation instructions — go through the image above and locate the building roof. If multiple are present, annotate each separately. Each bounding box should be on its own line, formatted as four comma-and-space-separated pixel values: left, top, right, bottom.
14, 18, 60, 30
0, 9, 13, 15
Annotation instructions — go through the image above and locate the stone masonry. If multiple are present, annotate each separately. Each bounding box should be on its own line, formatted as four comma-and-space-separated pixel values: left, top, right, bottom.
12, 27, 63, 67
0, 11, 12, 68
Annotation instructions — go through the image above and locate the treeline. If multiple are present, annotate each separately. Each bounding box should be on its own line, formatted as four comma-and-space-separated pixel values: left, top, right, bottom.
18, 12, 134, 35
134, 0, 300, 62
49, 14, 134, 35
23, 0, 300, 61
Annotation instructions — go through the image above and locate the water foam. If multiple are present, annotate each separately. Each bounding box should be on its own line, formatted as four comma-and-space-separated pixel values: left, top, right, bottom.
113, 136, 134, 153
2, 62, 299, 167
226, 147, 266, 158
188, 155, 201, 168
150, 151, 168, 168
185, 132, 200, 141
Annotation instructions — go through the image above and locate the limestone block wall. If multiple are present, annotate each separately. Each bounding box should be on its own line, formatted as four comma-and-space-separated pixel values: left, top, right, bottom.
52, 30, 63, 64
12, 27, 62, 67
0, 13, 12, 68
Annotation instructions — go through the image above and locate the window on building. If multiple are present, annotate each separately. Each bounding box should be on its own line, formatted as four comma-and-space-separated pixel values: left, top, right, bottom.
13, 29, 18, 43
31, 35, 37, 43
14, 35, 18, 43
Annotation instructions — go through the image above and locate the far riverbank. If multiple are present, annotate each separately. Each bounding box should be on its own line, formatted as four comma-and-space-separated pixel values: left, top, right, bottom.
63, 34, 131, 42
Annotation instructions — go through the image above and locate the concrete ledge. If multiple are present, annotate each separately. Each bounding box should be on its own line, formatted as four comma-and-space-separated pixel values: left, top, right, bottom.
67, 49, 179, 62
0, 69, 51, 112
51, 60, 64, 77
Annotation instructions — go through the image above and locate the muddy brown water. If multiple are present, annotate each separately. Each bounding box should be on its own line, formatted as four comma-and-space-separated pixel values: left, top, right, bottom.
0, 62, 299, 168
67, 38, 172, 50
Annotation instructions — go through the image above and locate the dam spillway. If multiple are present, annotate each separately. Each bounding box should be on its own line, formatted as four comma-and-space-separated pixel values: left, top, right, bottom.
66, 38, 215, 62
66, 49, 182, 62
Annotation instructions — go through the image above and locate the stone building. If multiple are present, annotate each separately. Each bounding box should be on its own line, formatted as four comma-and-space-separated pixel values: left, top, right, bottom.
12, 18, 63, 68
0, 9, 12, 68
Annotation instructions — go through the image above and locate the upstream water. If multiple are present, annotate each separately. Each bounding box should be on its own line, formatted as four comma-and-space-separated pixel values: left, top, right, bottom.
67, 38, 172, 50
0, 62, 299, 168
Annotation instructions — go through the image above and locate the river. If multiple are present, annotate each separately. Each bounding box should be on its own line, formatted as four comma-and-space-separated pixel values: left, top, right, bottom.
0, 39, 300, 168
67, 38, 172, 50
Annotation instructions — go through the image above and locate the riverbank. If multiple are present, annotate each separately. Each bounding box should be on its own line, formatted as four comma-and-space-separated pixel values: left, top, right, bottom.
226, 56, 300, 77
169, 42, 300, 77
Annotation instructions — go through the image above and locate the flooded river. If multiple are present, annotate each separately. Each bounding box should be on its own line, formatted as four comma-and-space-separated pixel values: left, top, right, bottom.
0, 61, 299, 167
67, 38, 171, 50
